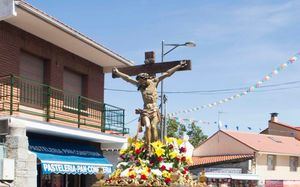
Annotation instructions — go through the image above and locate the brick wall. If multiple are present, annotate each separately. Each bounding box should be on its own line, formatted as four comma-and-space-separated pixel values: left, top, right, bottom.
0, 21, 104, 101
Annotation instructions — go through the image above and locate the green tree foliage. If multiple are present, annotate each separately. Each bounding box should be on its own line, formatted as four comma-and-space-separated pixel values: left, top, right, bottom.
166, 119, 186, 138
186, 122, 208, 147
166, 119, 207, 147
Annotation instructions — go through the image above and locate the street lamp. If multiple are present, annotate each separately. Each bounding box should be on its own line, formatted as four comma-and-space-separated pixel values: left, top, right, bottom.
160, 40, 196, 141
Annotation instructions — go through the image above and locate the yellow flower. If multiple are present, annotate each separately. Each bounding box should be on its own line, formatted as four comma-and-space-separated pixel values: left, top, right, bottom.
127, 137, 134, 144
162, 170, 171, 178
186, 156, 193, 164
134, 141, 143, 150
165, 137, 173, 144
151, 140, 164, 149
138, 158, 147, 167
112, 169, 122, 178
141, 167, 149, 175
176, 138, 183, 146
119, 149, 127, 155
128, 170, 136, 177
155, 147, 165, 157
169, 151, 178, 159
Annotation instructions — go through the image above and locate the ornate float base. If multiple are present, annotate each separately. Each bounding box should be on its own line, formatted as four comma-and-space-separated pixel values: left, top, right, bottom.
101, 137, 205, 186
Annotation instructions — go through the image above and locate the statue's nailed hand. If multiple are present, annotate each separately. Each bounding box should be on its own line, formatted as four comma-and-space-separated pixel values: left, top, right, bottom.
180, 61, 188, 68
112, 67, 119, 74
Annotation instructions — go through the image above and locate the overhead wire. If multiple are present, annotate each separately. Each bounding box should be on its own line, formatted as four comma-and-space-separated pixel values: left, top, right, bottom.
105, 80, 300, 95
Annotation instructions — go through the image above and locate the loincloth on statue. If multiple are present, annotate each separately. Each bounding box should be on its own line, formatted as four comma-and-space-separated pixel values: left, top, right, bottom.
135, 108, 161, 131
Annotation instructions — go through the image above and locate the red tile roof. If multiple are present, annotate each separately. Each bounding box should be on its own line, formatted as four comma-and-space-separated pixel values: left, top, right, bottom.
223, 130, 300, 155
190, 154, 254, 166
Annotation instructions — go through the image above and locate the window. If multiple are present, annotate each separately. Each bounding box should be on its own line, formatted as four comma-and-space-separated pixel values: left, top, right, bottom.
63, 69, 83, 109
20, 52, 45, 107
63, 69, 82, 96
267, 155, 276, 170
20, 52, 44, 83
290, 156, 298, 172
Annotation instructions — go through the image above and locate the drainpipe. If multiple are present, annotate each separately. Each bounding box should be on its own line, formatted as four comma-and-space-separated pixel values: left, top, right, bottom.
0, 0, 17, 21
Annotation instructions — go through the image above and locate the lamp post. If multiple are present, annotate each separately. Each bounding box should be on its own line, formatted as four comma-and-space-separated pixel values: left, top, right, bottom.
160, 40, 196, 141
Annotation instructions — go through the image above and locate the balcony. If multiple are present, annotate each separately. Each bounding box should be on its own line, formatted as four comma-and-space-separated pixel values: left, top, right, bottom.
0, 75, 129, 135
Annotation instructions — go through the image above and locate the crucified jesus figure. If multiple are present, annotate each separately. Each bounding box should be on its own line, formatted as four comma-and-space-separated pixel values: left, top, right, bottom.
112, 61, 187, 147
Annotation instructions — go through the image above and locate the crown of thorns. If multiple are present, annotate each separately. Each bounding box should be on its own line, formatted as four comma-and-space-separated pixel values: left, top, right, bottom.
136, 73, 150, 80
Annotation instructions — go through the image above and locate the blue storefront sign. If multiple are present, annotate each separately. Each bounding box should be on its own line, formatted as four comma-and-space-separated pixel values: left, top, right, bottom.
41, 162, 111, 175
29, 138, 113, 175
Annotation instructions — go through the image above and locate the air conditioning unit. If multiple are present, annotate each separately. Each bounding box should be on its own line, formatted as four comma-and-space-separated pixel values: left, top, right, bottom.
0, 145, 7, 159
0, 158, 14, 181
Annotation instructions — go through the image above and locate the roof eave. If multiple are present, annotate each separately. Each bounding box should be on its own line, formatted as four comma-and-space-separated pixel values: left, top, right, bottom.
3, 1, 134, 69
257, 151, 300, 157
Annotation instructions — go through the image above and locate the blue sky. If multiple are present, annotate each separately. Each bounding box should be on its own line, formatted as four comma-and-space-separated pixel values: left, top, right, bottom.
27, 0, 300, 136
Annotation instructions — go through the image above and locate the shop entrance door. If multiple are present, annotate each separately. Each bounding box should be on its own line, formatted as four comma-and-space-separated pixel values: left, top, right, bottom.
67, 175, 81, 187
40, 174, 84, 187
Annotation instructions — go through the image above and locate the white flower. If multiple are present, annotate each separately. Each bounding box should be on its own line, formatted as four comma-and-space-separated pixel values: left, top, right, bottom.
136, 168, 143, 174
160, 162, 173, 170
121, 142, 129, 150
120, 168, 130, 177
151, 169, 162, 176
116, 162, 128, 168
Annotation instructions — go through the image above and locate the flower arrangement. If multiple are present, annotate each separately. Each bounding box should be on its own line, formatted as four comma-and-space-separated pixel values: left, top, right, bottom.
105, 137, 194, 186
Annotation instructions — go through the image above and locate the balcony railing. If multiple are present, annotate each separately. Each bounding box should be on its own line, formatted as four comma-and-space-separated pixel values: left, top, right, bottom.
0, 75, 129, 135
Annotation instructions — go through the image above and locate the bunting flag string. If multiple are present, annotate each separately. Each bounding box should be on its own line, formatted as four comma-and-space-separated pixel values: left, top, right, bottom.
169, 116, 211, 125
169, 116, 264, 132
168, 51, 300, 117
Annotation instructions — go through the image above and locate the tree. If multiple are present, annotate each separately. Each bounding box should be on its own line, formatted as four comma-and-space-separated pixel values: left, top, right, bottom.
186, 122, 208, 147
166, 118, 186, 138
166, 119, 207, 147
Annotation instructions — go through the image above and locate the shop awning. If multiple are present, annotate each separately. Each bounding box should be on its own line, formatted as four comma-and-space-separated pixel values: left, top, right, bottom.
230, 174, 259, 180
205, 173, 259, 180
205, 173, 231, 179
29, 138, 113, 175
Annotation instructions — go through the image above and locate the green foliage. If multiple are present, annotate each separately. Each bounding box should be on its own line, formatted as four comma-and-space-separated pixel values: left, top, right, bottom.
166, 119, 207, 147
186, 122, 208, 147
166, 119, 185, 138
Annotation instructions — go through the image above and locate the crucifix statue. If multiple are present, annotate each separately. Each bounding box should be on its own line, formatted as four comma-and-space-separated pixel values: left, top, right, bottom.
112, 51, 191, 148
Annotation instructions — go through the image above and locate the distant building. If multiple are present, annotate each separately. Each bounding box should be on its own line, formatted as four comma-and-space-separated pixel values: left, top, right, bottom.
0, 1, 132, 187
261, 112, 300, 139
191, 114, 300, 187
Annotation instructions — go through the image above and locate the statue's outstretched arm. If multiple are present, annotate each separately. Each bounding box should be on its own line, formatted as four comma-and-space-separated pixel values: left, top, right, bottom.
157, 61, 187, 83
112, 67, 138, 86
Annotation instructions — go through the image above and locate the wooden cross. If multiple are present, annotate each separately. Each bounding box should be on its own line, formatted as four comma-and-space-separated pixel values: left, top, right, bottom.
112, 51, 192, 78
